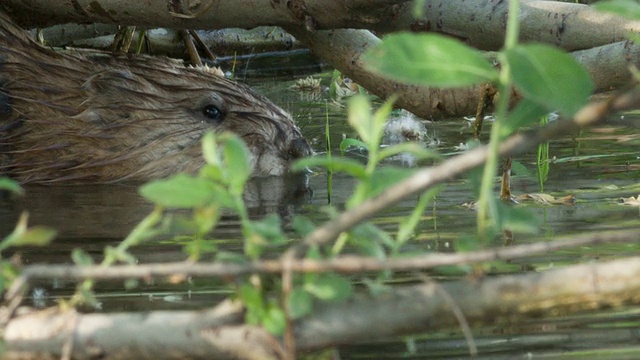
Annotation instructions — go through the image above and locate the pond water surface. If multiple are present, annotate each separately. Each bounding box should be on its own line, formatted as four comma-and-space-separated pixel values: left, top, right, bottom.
1, 57, 640, 359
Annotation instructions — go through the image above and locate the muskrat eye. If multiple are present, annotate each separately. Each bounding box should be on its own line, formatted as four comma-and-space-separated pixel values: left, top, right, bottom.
202, 104, 224, 122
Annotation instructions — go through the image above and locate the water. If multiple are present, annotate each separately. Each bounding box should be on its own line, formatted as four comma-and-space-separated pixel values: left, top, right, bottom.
2, 63, 640, 358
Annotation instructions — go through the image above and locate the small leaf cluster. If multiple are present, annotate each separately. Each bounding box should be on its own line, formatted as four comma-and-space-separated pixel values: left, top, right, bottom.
0, 178, 57, 293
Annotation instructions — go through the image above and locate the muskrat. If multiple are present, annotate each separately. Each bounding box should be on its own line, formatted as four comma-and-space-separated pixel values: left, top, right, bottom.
0, 11, 313, 184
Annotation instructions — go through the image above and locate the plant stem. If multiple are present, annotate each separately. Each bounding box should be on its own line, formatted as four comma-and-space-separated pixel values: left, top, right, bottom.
476, 0, 520, 237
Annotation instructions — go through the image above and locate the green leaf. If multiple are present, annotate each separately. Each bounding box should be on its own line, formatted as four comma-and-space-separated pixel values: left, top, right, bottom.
368, 167, 416, 198
501, 99, 549, 138
263, 302, 287, 335
349, 222, 393, 257
292, 157, 367, 179
395, 187, 439, 249
291, 215, 315, 237
505, 44, 593, 116
377, 143, 440, 162
201, 131, 221, 167
214, 251, 248, 264
347, 95, 373, 144
248, 214, 286, 245
304, 273, 353, 301
221, 134, 252, 193
8, 226, 57, 247
339, 138, 368, 155
287, 288, 313, 319
594, 0, 640, 20
240, 283, 265, 325
139, 174, 219, 208
184, 238, 217, 261
0, 177, 23, 195
496, 203, 540, 234
364, 32, 498, 87
71, 248, 95, 266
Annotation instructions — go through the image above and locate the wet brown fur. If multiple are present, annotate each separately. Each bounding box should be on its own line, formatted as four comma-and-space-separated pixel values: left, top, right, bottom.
0, 11, 312, 184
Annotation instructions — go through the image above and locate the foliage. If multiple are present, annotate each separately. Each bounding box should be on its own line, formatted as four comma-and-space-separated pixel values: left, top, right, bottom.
363, 0, 592, 239
0, 0, 612, 342
0, 178, 57, 293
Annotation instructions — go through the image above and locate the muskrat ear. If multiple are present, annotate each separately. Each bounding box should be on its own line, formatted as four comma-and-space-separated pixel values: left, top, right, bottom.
82, 69, 137, 94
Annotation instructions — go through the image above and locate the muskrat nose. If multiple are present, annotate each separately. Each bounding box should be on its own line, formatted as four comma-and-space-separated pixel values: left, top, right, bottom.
289, 137, 314, 160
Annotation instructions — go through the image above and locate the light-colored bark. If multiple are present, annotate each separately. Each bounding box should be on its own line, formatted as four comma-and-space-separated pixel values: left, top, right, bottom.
3, 300, 282, 360
5, 0, 640, 53
387, 0, 640, 51
6, 0, 640, 118
5, 256, 640, 359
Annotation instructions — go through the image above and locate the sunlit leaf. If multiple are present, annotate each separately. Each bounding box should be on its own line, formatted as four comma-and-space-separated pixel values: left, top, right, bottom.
201, 131, 221, 167
287, 288, 313, 319
505, 44, 593, 116
594, 0, 640, 20
364, 32, 498, 87
304, 273, 353, 301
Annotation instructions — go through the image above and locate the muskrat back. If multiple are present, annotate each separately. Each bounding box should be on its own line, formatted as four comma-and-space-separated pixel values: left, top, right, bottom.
0, 11, 312, 184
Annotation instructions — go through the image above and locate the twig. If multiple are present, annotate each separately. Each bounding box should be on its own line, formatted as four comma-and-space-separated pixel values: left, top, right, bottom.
6, 229, 638, 301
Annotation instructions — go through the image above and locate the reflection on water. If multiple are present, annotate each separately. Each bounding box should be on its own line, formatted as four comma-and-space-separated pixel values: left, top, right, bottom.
1, 72, 640, 358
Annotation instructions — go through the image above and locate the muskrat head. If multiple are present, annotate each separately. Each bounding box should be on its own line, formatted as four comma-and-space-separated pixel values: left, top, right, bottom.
1, 52, 313, 183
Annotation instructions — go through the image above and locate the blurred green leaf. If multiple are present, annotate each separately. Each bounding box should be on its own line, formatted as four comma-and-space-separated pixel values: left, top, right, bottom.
368, 167, 416, 198
249, 214, 286, 245
347, 95, 374, 143
287, 288, 313, 319
240, 283, 265, 325
377, 143, 440, 162
395, 187, 439, 249
496, 203, 540, 234
140, 174, 222, 208
8, 227, 57, 247
594, 0, 640, 19
221, 134, 252, 193
339, 138, 368, 155
263, 301, 286, 335
104, 246, 137, 264
201, 131, 221, 167
364, 32, 498, 87
505, 44, 593, 116
184, 238, 217, 261
215, 251, 248, 264
292, 157, 367, 179
71, 248, 95, 266
0, 177, 23, 195
291, 215, 315, 237
501, 99, 549, 138
304, 273, 353, 301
